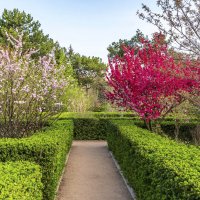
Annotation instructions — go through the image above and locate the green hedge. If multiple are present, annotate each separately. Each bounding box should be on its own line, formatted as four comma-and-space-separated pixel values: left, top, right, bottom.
73, 118, 108, 140
0, 120, 73, 200
107, 120, 200, 200
73, 117, 139, 140
133, 120, 199, 143
93, 112, 136, 118
114, 118, 199, 144
159, 121, 199, 142
0, 161, 42, 200
57, 112, 137, 120
73, 115, 199, 143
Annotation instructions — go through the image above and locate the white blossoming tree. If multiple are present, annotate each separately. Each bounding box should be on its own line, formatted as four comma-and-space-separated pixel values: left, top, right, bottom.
0, 32, 67, 137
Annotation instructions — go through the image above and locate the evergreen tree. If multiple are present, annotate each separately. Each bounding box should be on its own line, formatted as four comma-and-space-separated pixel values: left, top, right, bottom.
0, 8, 54, 58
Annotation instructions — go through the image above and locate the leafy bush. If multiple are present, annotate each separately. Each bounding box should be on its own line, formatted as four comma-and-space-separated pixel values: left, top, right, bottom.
93, 112, 136, 118
0, 120, 73, 200
0, 33, 67, 137
73, 117, 138, 140
159, 121, 199, 142
107, 120, 200, 200
62, 113, 198, 143
0, 161, 43, 200
73, 118, 108, 140
128, 119, 199, 144
64, 86, 93, 112
57, 112, 137, 120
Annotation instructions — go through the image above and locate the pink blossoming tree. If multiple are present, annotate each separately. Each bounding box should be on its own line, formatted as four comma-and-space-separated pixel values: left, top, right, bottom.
106, 33, 199, 130
0, 32, 67, 137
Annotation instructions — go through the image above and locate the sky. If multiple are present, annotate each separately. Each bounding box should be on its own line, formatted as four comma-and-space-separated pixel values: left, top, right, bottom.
0, 0, 159, 63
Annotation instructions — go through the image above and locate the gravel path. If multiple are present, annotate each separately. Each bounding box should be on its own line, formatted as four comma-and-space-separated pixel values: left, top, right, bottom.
56, 141, 133, 200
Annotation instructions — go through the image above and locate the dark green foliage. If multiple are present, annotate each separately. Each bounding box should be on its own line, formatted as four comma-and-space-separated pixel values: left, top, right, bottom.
0, 9, 54, 58
116, 118, 199, 144
73, 118, 108, 140
58, 112, 137, 120
93, 112, 136, 118
68, 52, 107, 110
0, 161, 43, 200
63, 113, 145, 140
107, 121, 200, 200
0, 8, 73, 75
59, 113, 198, 143
134, 120, 199, 143
0, 120, 73, 200
73, 117, 138, 140
59, 113, 137, 140
159, 121, 199, 142
107, 29, 146, 58
69, 53, 107, 88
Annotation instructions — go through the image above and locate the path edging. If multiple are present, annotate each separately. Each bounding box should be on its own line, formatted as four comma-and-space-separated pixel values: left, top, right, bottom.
55, 146, 72, 200
109, 151, 137, 200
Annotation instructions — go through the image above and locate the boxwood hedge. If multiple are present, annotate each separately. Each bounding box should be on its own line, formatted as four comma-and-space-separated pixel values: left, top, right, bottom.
0, 161, 43, 200
107, 120, 200, 200
57, 112, 136, 120
133, 120, 199, 143
73, 117, 138, 140
73, 118, 108, 140
0, 120, 73, 200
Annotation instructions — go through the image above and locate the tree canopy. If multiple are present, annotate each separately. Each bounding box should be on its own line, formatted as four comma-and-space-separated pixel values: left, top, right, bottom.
137, 0, 200, 57
107, 30, 146, 58
106, 33, 199, 129
69, 52, 107, 90
0, 9, 55, 58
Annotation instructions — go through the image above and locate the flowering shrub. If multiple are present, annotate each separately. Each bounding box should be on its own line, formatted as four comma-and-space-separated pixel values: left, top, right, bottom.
106, 33, 199, 129
0, 33, 67, 137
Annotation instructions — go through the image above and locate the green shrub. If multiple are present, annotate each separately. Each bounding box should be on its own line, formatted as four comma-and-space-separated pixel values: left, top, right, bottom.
159, 121, 199, 142
57, 112, 137, 120
125, 119, 199, 144
72, 114, 199, 143
107, 121, 200, 200
0, 120, 73, 200
73, 117, 143, 140
73, 118, 108, 140
93, 112, 136, 118
0, 161, 43, 200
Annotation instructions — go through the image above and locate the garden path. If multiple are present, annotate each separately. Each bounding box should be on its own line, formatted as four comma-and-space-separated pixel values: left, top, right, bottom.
56, 141, 133, 200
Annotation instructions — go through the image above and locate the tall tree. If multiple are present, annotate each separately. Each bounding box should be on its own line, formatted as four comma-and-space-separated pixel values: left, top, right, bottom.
5, 9, 75, 79
69, 53, 107, 91
137, 0, 200, 108
0, 32, 67, 137
0, 8, 54, 58
67, 44, 74, 59
67, 49, 108, 111
107, 29, 145, 58
106, 33, 199, 130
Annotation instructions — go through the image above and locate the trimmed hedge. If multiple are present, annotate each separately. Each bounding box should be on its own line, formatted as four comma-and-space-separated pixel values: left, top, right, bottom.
93, 112, 136, 118
107, 120, 200, 200
72, 115, 199, 143
0, 120, 73, 200
133, 120, 199, 143
73, 118, 108, 140
159, 121, 199, 142
57, 112, 137, 120
0, 161, 42, 200
73, 117, 139, 140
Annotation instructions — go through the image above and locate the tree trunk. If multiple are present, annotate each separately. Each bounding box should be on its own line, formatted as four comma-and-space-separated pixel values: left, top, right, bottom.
144, 118, 152, 131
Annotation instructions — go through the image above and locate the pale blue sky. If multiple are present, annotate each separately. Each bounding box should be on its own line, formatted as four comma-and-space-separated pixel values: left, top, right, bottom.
0, 0, 158, 62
